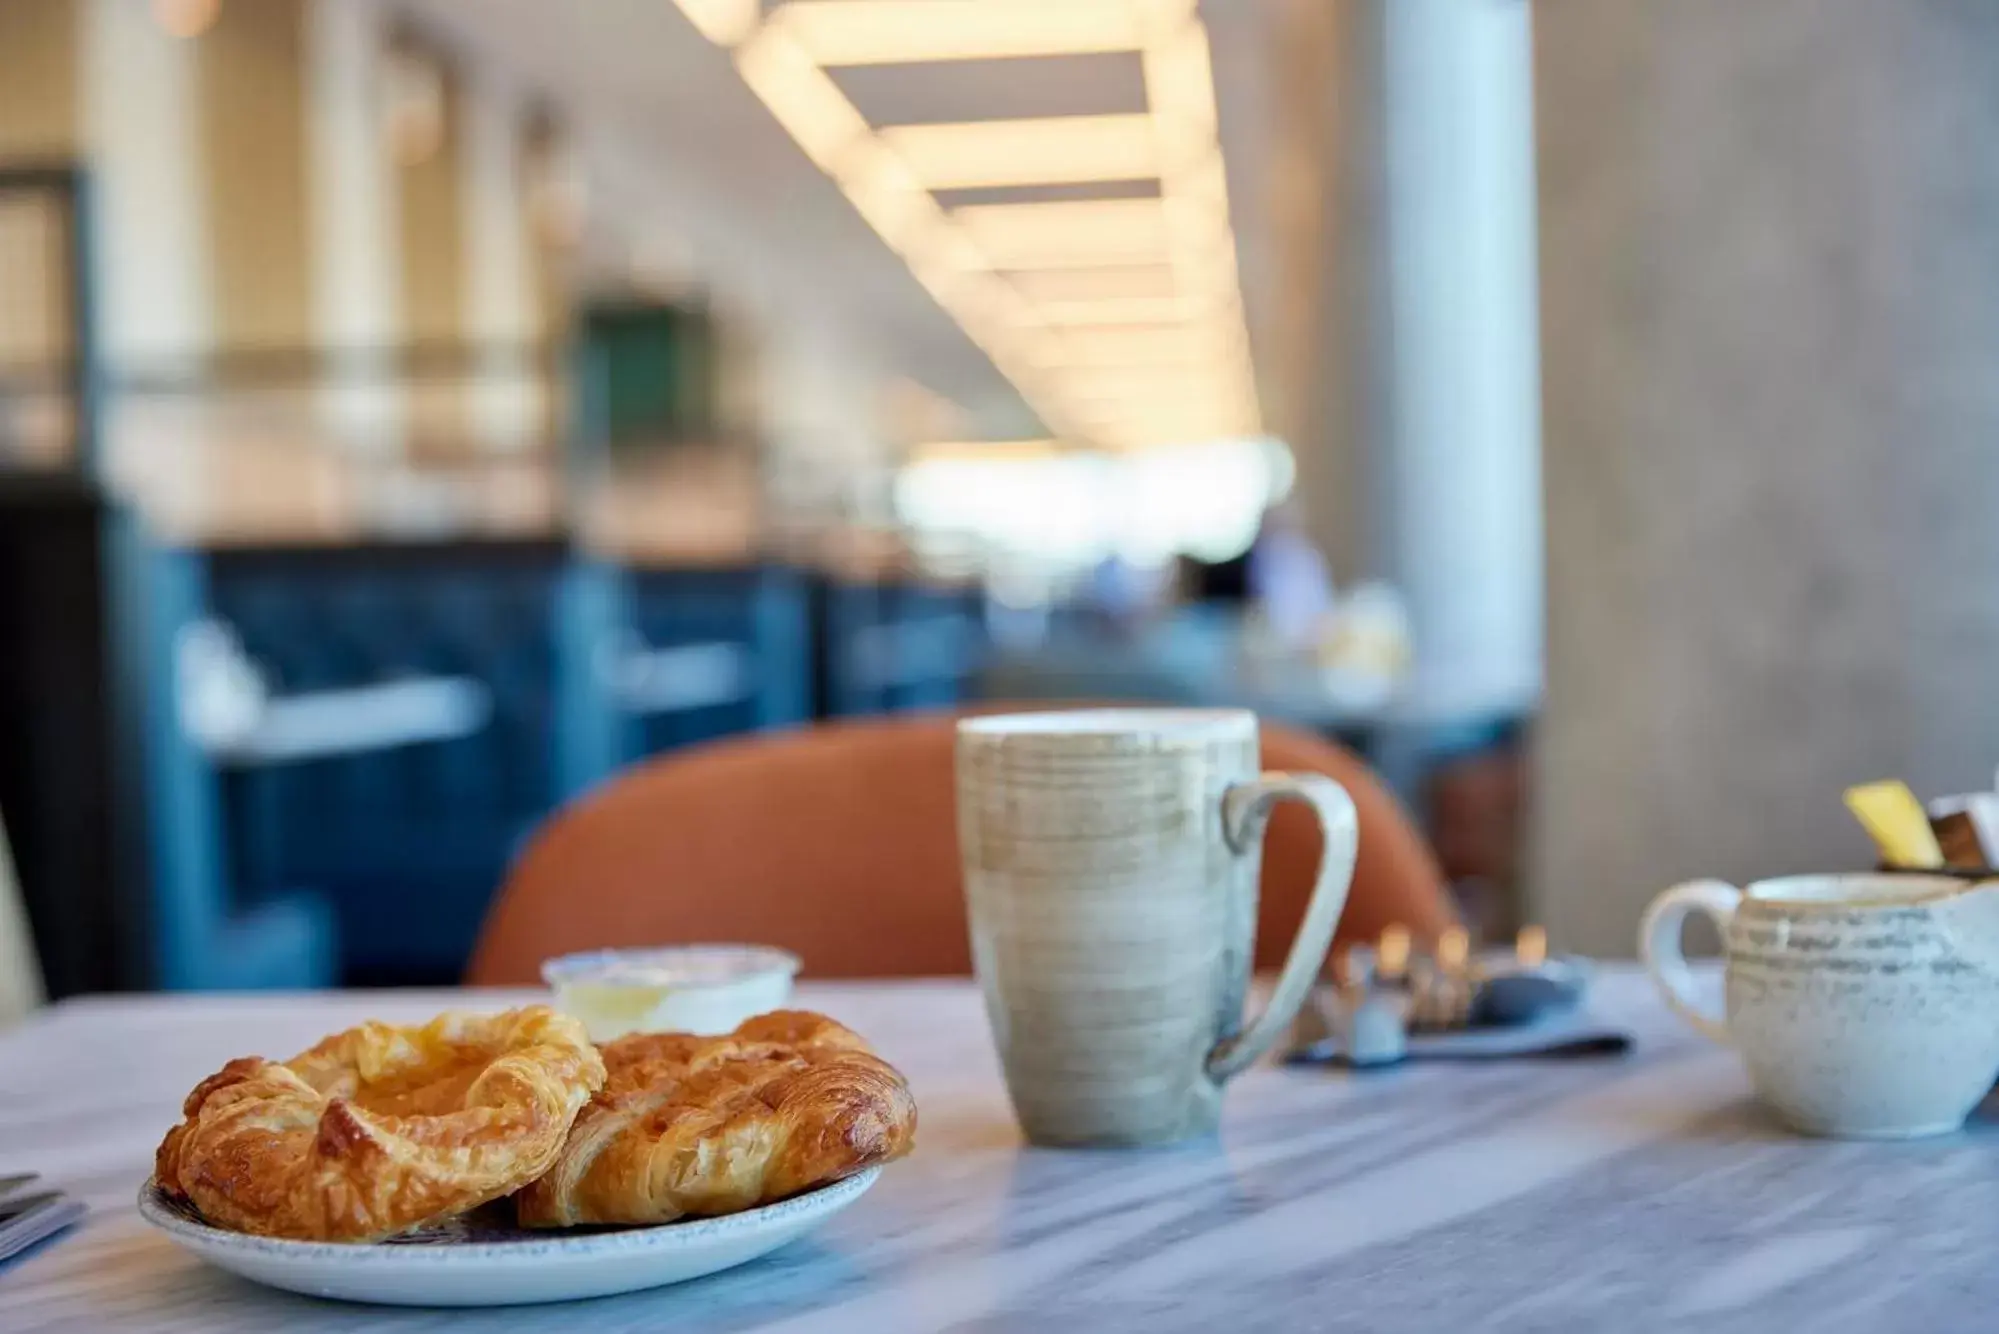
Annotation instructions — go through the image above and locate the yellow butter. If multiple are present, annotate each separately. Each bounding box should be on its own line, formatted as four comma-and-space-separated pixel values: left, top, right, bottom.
1844, 780, 1944, 869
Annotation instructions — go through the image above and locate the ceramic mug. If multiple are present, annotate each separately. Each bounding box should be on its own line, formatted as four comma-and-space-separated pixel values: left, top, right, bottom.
1641, 872, 1999, 1138
956, 708, 1358, 1146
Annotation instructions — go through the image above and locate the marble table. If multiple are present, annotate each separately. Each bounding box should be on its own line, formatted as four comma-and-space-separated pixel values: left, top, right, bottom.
5, 972, 1998, 1332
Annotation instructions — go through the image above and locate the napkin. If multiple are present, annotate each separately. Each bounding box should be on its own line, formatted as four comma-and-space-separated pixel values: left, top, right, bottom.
1283, 1018, 1632, 1069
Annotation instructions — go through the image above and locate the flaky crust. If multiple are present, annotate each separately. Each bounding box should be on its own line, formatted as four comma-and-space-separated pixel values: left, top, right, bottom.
516, 1010, 916, 1228
155, 1006, 605, 1242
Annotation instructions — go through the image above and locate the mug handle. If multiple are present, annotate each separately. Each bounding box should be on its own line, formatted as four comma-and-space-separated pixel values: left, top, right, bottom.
1638, 879, 1741, 1046
1205, 773, 1359, 1082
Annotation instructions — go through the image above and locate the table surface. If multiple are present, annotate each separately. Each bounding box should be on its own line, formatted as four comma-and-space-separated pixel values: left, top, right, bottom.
4, 970, 1997, 1333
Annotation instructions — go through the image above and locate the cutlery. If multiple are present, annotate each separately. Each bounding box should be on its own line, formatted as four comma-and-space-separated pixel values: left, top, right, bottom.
0, 1174, 85, 1266
1284, 1024, 1632, 1069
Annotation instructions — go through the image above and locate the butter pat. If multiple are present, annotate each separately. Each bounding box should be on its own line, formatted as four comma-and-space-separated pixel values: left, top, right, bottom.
1844, 780, 1945, 869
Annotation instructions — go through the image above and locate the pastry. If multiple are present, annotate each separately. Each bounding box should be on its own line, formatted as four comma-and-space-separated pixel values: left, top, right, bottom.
155, 1006, 605, 1242
517, 1010, 915, 1227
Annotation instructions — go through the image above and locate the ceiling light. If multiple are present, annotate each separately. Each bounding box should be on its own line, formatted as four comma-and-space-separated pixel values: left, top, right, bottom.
1056, 366, 1243, 400
1089, 419, 1247, 451
1141, 18, 1220, 146
1017, 295, 1200, 327
734, 27, 874, 175
771, 1, 1141, 65
715, 0, 1260, 448
1165, 232, 1247, 302
1132, 0, 1202, 37
1159, 156, 1232, 236
152, 0, 220, 38
1138, 6, 1265, 437
882, 115, 1158, 190
1090, 405, 1256, 437
917, 268, 1035, 342
729, 22, 1103, 444
1029, 324, 1229, 369
843, 141, 949, 256
1007, 265, 1180, 304
909, 439, 1063, 464
951, 199, 1172, 269
673, 0, 763, 47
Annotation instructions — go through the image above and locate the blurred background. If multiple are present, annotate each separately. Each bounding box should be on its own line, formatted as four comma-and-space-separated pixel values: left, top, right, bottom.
3, 0, 1993, 1000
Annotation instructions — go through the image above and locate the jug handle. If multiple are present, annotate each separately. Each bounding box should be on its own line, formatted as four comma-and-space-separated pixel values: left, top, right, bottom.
1639, 879, 1740, 1046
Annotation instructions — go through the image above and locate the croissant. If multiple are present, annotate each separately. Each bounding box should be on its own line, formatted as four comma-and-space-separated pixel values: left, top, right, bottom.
517, 1010, 916, 1228
155, 1006, 605, 1242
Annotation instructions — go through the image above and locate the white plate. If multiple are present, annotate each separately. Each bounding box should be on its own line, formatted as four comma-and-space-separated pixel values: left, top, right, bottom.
136, 1169, 881, 1307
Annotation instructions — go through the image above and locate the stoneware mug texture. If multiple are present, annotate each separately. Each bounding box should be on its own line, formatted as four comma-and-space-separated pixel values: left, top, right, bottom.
1640, 872, 1999, 1139
956, 709, 1359, 1147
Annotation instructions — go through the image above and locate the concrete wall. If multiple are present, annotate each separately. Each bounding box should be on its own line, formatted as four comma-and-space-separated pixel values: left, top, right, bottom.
1532, 0, 1999, 954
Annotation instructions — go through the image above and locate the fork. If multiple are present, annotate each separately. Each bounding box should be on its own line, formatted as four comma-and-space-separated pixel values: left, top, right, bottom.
0, 1174, 86, 1267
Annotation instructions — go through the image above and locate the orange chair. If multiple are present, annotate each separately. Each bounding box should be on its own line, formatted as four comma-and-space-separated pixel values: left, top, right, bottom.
468, 712, 1457, 983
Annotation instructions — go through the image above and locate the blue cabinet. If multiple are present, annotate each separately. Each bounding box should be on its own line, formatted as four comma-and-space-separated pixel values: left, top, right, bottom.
126, 542, 974, 988
812, 577, 987, 718
617, 565, 811, 756
136, 545, 817, 987
200, 541, 583, 985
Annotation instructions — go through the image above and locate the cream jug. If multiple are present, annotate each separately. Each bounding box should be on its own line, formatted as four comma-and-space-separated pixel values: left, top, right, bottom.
1641, 873, 1999, 1138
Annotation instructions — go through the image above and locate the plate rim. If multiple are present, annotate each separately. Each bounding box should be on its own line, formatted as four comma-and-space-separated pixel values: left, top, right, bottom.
136, 1166, 881, 1264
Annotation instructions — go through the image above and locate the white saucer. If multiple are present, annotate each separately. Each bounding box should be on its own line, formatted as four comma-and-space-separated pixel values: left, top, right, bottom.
137, 1169, 881, 1307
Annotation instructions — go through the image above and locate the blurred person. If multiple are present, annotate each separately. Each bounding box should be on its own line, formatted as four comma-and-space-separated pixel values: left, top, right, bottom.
1086, 550, 1171, 634
1246, 501, 1337, 651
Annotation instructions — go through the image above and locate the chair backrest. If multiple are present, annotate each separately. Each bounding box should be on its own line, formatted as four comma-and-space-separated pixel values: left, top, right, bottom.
468, 711, 1457, 983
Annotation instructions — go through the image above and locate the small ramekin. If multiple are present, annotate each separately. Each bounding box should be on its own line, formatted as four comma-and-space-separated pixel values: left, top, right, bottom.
541, 945, 801, 1040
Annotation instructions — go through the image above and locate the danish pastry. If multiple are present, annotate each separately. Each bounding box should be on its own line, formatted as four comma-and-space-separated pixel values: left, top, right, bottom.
156, 1006, 605, 1242
517, 1010, 916, 1227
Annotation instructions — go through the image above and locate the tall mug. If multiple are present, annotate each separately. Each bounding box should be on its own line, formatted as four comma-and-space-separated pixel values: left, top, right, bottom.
956, 709, 1359, 1146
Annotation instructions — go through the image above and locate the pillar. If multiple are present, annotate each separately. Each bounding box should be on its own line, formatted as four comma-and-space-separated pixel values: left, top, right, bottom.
1373, 0, 1543, 722
459, 65, 541, 452
306, 0, 403, 450
1269, 0, 1542, 718
83, 0, 215, 524
83, 0, 212, 368
199, 0, 311, 354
